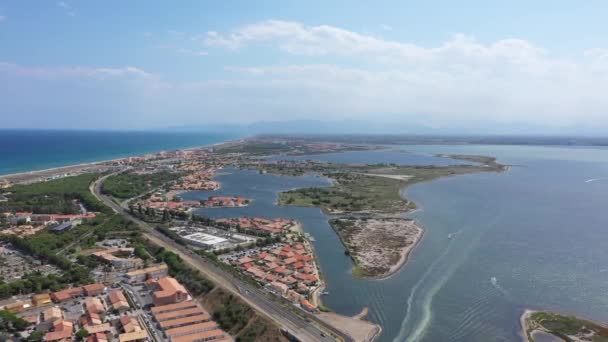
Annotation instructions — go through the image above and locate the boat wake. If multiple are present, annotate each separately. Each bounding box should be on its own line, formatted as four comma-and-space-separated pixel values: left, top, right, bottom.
490, 276, 511, 300
394, 227, 480, 342
585, 178, 607, 183
393, 210, 505, 342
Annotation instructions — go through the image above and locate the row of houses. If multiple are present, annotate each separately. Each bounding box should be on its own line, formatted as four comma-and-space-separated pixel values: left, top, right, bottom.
227, 243, 320, 312
215, 217, 296, 235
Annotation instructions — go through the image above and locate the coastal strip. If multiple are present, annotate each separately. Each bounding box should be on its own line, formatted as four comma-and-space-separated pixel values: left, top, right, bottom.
0, 140, 238, 185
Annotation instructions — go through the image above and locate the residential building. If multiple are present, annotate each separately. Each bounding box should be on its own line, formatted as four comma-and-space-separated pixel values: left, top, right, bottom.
108, 290, 130, 312
151, 277, 189, 306
83, 283, 105, 296
126, 263, 169, 282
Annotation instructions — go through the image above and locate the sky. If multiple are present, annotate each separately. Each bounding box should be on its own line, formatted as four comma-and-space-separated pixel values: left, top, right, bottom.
1, 1, 608, 134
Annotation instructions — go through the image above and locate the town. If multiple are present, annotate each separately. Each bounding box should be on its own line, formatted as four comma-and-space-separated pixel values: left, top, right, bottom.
0, 139, 382, 342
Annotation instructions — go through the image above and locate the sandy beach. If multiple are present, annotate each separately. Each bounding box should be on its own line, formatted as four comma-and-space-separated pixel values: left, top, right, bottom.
520, 309, 535, 342
375, 222, 424, 281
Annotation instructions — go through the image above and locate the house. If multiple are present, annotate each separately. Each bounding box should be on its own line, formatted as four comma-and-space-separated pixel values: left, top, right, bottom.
108, 290, 130, 312
120, 316, 143, 333
32, 293, 53, 307
151, 277, 189, 306
43, 319, 73, 342
83, 283, 105, 296
1, 300, 29, 313
43, 307, 63, 323
52, 287, 84, 302
85, 297, 105, 314
126, 263, 169, 282
118, 330, 149, 342
86, 332, 109, 342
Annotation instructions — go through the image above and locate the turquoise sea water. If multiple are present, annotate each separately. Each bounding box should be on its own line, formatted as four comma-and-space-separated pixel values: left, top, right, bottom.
0, 130, 238, 175
184, 145, 608, 342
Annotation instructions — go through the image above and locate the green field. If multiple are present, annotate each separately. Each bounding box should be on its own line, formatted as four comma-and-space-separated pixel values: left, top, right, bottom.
101, 171, 182, 199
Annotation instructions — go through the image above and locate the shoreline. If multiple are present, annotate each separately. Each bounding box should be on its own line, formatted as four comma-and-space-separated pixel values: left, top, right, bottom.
520, 309, 534, 342
0, 139, 239, 182
374, 220, 425, 281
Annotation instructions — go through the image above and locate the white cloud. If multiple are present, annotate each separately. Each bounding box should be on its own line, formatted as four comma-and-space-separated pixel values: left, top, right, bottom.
0, 15, 6, 23
381, 24, 392, 31
4, 21, 608, 132
0, 62, 156, 80
57, 1, 76, 16
200, 20, 608, 129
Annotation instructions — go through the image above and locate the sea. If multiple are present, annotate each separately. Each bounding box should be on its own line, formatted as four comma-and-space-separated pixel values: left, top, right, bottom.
184, 145, 608, 342
3, 130, 607, 341
0, 129, 239, 176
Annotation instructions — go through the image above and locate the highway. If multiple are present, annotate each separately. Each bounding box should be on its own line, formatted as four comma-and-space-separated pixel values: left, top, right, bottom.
90, 172, 352, 342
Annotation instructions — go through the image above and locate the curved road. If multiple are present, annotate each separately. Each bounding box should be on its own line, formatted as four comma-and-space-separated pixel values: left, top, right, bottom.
91, 172, 353, 342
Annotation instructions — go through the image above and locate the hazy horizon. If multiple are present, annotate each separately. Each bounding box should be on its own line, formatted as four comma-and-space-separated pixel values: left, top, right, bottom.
2, 1, 608, 134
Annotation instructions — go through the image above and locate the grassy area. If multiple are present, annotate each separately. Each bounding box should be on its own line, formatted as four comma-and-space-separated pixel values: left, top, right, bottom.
278, 159, 505, 214
351, 265, 370, 278
526, 311, 608, 342
0, 173, 108, 214
279, 172, 409, 213
101, 171, 182, 199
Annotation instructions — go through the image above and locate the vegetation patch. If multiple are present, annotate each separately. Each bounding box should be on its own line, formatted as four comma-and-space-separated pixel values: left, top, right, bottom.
278, 157, 506, 214
102, 171, 182, 199
0, 173, 108, 214
201, 287, 287, 342
524, 311, 608, 342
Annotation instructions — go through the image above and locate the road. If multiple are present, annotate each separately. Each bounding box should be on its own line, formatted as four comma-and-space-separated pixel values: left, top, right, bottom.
91, 172, 352, 342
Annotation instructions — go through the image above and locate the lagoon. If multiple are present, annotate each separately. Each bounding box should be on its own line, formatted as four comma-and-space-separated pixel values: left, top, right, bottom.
186, 145, 608, 341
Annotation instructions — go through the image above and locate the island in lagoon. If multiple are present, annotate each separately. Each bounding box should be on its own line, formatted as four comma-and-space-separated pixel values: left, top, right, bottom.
521, 310, 608, 342
263, 147, 508, 278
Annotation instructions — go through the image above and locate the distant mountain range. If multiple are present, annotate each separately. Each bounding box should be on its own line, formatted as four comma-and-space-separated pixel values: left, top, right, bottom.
161, 120, 608, 145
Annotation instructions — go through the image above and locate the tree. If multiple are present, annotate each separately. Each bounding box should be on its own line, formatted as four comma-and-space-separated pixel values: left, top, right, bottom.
75, 328, 89, 341
27, 331, 44, 342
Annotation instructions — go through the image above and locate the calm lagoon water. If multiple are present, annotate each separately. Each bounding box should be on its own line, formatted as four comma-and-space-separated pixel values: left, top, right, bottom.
187, 145, 608, 342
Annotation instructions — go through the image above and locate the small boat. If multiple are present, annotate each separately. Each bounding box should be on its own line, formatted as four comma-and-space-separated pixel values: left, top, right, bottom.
321, 291, 330, 295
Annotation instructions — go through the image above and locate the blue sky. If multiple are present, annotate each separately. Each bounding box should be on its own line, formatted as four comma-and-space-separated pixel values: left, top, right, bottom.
1, 1, 608, 133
